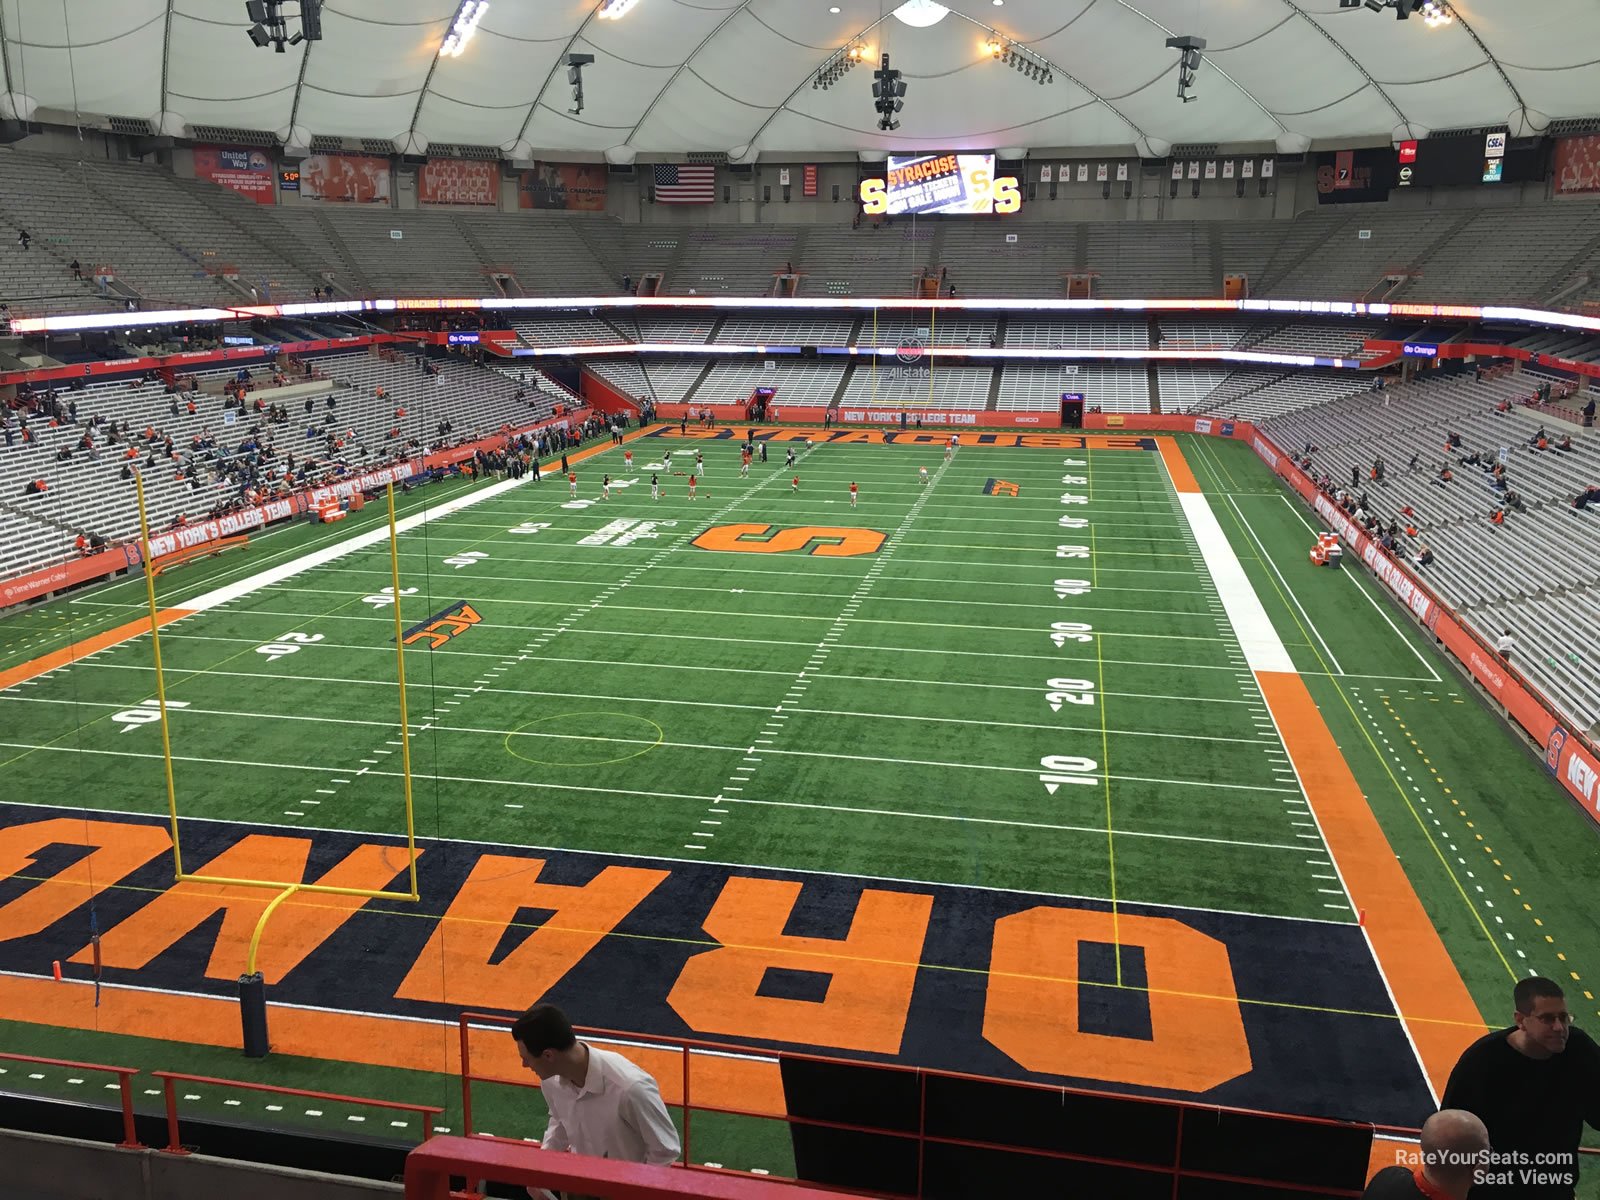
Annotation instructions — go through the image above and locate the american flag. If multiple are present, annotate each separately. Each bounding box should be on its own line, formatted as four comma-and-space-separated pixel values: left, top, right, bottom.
652, 162, 716, 204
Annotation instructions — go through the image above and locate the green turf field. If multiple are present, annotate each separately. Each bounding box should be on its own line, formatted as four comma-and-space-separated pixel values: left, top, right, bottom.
2, 426, 1598, 1187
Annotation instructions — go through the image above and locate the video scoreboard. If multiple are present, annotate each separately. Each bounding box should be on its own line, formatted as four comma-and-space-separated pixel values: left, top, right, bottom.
859, 152, 1020, 215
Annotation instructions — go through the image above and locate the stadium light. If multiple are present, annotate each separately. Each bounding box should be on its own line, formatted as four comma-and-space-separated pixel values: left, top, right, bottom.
596, 0, 642, 17
567, 52, 595, 115
815, 40, 867, 91
439, 0, 489, 58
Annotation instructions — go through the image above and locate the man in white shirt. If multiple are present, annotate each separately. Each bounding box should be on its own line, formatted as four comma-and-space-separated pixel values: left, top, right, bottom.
1496, 629, 1515, 662
512, 1004, 681, 1197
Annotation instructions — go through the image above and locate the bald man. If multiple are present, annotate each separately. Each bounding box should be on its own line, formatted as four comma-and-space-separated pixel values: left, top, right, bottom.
1363, 1109, 1489, 1199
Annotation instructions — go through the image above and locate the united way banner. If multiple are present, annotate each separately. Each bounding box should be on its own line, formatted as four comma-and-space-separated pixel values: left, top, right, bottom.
301, 154, 391, 204
518, 162, 608, 212
194, 145, 275, 205
418, 158, 498, 206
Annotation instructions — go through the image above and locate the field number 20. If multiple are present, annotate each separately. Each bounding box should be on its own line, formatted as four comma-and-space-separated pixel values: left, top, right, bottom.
1045, 678, 1096, 710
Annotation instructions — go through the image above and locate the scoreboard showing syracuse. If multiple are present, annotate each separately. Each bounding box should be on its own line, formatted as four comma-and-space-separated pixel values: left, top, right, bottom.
859, 152, 1020, 215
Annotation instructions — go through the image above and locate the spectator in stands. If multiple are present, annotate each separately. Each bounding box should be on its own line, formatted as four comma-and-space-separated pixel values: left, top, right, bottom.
1442, 975, 1600, 1199
1572, 486, 1600, 513
23, 478, 46, 495
1556, 434, 1574, 453
1435, 466, 1454, 486
1413, 545, 1435, 568
68, 258, 82, 280
1489, 507, 1505, 527
1583, 397, 1596, 426
16, 228, 29, 250
1361, 1109, 1488, 1200
1496, 630, 1515, 662
511, 1004, 682, 1174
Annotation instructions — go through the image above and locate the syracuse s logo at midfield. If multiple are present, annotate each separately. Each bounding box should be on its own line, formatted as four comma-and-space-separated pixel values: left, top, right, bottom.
693, 524, 886, 557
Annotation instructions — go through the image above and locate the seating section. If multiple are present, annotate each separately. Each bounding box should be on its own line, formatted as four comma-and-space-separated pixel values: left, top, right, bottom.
1190, 369, 1372, 421
839, 363, 992, 410
1262, 373, 1600, 730
0, 352, 549, 580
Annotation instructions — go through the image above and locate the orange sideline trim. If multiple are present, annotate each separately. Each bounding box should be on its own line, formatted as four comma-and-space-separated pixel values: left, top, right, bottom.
1157, 436, 1201, 494
1255, 670, 1485, 1098
0, 609, 193, 692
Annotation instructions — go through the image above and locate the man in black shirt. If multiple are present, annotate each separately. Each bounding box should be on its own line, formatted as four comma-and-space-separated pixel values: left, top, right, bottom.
1364, 1109, 1488, 1199
1441, 977, 1600, 1198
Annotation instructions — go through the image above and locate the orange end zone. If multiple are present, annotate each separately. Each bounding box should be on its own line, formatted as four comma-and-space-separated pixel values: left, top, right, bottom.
1157, 437, 1201, 494
0, 608, 193, 692
1255, 670, 1486, 1098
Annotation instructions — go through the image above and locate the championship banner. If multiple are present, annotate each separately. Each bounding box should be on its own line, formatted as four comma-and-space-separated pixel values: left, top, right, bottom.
803, 164, 818, 196
1555, 135, 1600, 196
418, 157, 498, 206
193, 145, 275, 205
301, 154, 391, 204
519, 162, 608, 211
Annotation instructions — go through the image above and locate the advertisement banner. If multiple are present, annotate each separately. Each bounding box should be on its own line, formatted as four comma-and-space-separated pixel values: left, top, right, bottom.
518, 162, 609, 211
418, 158, 498, 206
1555, 135, 1600, 196
301, 154, 391, 204
193, 145, 275, 205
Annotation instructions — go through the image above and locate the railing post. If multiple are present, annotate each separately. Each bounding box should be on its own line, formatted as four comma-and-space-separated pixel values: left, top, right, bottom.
680, 1041, 692, 1168
160, 1077, 189, 1155
116, 1070, 141, 1149
459, 1015, 475, 1137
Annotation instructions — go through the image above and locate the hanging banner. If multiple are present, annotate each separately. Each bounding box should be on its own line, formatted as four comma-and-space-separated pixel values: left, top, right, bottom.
1187, 161, 1201, 179
1223, 159, 1235, 179
418, 158, 498, 206
1040, 164, 1052, 182
301, 154, 391, 204
1204, 160, 1218, 179
1171, 161, 1184, 180
1555, 136, 1600, 196
1096, 163, 1108, 182
1262, 158, 1275, 178
193, 146, 275, 205
779, 167, 791, 187
1242, 159, 1255, 179
803, 164, 818, 196
1076, 163, 1089, 182
1116, 162, 1128, 182
518, 162, 609, 211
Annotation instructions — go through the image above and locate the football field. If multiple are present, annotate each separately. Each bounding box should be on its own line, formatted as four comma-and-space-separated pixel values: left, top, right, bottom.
3, 425, 1599, 1181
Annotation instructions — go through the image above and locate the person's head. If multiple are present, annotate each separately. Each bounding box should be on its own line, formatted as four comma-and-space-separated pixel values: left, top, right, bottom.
510, 1003, 578, 1079
1418, 1108, 1489, 1196
1513, 976, 1571, 1057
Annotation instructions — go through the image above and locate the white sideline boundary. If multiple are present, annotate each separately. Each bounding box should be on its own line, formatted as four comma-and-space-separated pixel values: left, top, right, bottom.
179, 472, 534, 613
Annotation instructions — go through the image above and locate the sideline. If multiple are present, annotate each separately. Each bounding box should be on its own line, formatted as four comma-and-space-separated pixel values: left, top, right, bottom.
1158, 436, 1485, 1101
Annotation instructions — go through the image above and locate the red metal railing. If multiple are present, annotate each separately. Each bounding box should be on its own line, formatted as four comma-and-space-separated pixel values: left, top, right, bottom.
406, 1137, 852, 1200
0, 1051, 141, 1148
456, 1013, 1371, 1199
150, 1071, 443, 1155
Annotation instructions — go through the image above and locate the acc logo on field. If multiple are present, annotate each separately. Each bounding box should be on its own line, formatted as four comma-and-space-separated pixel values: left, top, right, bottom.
693, 524, 886, 557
